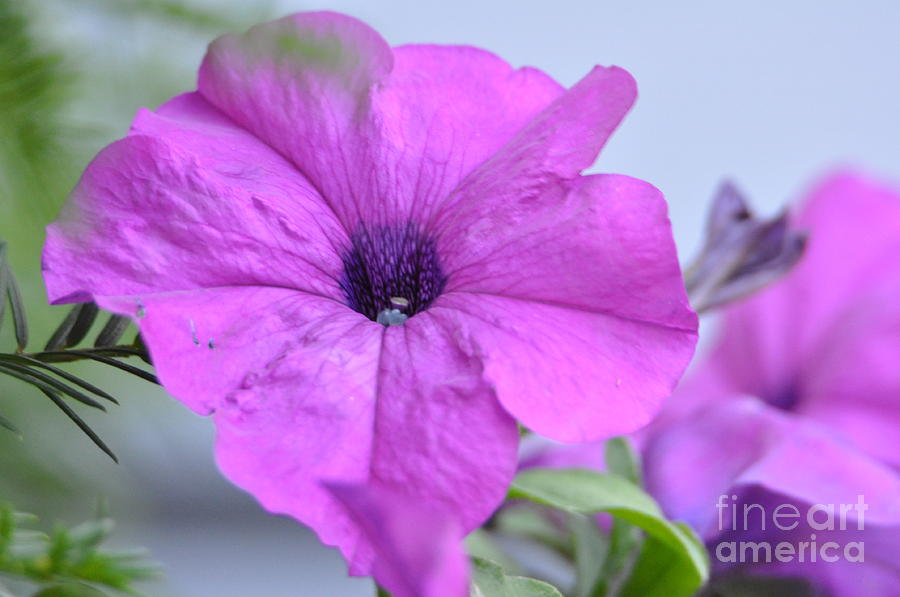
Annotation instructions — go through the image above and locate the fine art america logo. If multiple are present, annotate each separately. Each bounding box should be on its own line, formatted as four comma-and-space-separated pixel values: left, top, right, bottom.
714, 494, 867, 564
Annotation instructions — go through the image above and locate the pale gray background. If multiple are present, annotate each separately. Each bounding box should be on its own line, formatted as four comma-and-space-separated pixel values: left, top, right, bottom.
24, 1, 900, 595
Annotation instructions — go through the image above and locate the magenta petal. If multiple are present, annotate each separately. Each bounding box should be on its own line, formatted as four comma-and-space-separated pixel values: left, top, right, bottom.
373, 45, 563, 219
429, 175, 696, 442
643, 397, 900, 537
199, 12, 565, 226
435, 65, 636, 221
212, 313, 382, 568
371, 311, 519, 530
198, 12, 392, 230
97, 288, 348, 415
435, 289, 694, 442
326, 483, 468, 597
441, 175, 695, 325
212, 309, 517, 574
44, 92, 345, 303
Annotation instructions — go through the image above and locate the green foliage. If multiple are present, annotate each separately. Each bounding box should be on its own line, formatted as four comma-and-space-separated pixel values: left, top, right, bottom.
0, 240, 158, 462
470, 558, 564, 597
509, 468, 709, 597
0, 0, 75, 235
0, 503, 157, 596
603, 437, 642, 488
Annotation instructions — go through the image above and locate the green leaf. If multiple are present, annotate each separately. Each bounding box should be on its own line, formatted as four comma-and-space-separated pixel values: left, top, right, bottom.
93, 315, 131, 348
465, 529, 520, 574
509, 469, 708, 594
0, 410, 21, 434
32, 350, 158, 384
2, 259, 29, 350
496, 506, 571, 557
0, 360, 107, 411
569, 514, 608, 597
0, 503, 156, 593
470, 558, 563, 597
603, 437, 643, 487
598, 517, 641, 592
618, 523, 709, 597
44, 304, 100, 351
36, 390, 118, 463
0, 354, 119, 405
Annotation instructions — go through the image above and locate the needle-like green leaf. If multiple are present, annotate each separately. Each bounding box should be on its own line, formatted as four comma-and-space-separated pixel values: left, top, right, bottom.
0, 361, 106, 410
0, 411, 20, 434
0, 353, 118, 404
2, 260, 28, 351
33, 350, 158, 384
93, 314, 131, 348
37, 389, 117, 463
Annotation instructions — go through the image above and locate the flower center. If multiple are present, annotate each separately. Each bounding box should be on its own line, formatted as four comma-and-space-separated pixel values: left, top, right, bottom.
767, 380, 801, 411
339, 222, 447, 325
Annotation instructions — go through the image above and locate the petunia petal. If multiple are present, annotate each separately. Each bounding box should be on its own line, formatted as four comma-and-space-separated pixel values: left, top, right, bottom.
427, 174, 696, 442
370, 311, 520, 533
433, 64, 636, 223
710, 486, 900, 597
212, 311, 382, 570
643, 397, 900, 538
198, 12, 562, 227
325, 482, 469, 597
369, 44, 563, 221
800, 273, 900, 466
439, 174, 695, 327
98, 288, 349, 415
212, 308, 518, 574
44, 92, 345, 304
434, 289, 695, 443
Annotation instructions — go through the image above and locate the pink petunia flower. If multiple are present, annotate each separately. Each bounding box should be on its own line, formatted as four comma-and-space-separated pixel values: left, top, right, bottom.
42, 12, 697, 574
643, 172, 900, 595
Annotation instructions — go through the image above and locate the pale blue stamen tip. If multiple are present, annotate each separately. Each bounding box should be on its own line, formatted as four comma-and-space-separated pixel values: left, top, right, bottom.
377, 308, 408, 326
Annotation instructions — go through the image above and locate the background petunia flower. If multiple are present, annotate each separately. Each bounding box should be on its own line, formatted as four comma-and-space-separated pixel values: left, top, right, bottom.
325, 482, 468, 597
642, 171, 900, 594
42, 11, 697, 574
703, 486, 900, 597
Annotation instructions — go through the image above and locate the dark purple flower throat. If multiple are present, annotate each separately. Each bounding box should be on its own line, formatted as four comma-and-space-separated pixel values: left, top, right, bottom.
339, 222, 447, 325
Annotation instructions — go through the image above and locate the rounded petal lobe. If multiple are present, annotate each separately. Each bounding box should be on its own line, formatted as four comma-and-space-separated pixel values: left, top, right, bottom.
198, 12, 392, 228
371, 45, 563, 220
199, 12, 565, 226
44, 92, 345, 303
435, 290, 695, 442
434, 65, 637, 220
440, 174, 697, 327
430, 175, 697, 442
